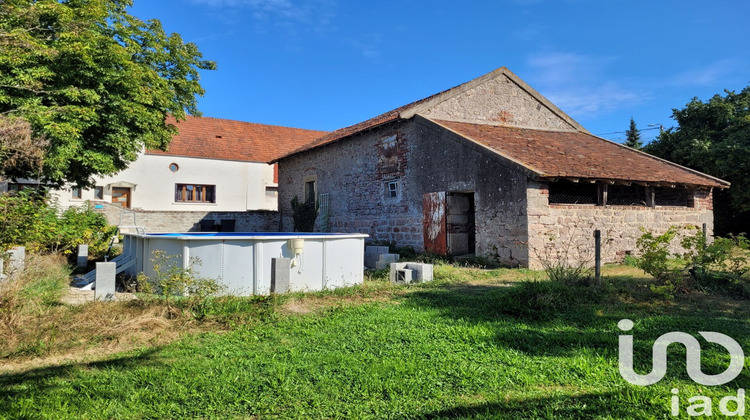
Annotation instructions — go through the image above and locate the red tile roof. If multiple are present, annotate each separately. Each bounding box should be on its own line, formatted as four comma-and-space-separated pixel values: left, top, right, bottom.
271, 67, 584, 163
432, 119, 728, 188
147, 116, 327, 163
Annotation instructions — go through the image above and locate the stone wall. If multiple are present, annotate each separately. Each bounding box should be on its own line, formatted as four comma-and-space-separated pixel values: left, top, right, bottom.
278, 116, 532, 265
419, 73, 579, 131
278, 120, 423, 249
93, 201, 279, 233
526, 182, 714, 269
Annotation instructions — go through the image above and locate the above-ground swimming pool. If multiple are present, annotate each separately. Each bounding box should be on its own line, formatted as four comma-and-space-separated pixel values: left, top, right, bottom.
120, 232, 369, 296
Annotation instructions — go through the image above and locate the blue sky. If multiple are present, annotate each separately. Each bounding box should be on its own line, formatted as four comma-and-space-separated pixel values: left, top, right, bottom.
130, 0, 749, 144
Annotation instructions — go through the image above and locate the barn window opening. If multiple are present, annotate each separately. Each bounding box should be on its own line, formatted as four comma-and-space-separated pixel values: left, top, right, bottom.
548, 180, 597, 205
654, 187, 689, 207
608, 185, 647, 206
175, 184, 216, 203
385, 180, 399, 198
304, 180, 316, 204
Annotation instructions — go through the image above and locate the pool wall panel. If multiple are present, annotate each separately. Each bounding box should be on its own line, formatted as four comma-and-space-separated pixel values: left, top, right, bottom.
122, 233, 368, 296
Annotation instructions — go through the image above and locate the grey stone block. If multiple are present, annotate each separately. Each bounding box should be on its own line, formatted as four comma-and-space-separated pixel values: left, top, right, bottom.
7, 246, 24, 275
389, 262, 434, 283
95, 262, 116, 301
394, 269, 413, 285
365, 246, 390, 254
271, 258, 291, 294
364, 246, 391, 269
407, 263, 434, 282
77, 244, 89, 269
389, 262, 407, 283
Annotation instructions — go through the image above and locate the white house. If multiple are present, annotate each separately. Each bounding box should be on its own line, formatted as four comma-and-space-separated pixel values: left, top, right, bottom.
49, 116, 326, 232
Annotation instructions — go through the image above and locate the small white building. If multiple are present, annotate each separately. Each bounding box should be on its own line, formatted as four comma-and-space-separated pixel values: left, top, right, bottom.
50, 116, 326, 232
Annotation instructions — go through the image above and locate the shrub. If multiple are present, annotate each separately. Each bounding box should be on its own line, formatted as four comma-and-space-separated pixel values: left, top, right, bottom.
0, 190, 48, 252
0, 191, 116, 258
290, 195, 318, 232
635, 226, 750, 299
137, 250, 224, 314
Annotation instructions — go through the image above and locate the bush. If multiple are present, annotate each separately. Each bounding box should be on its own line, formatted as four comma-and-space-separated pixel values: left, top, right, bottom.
137, 250, 224, 314
0, 190, 47, 252
290, 195, 318, 232
0, 191, 116, 258
635, 226, 750, 299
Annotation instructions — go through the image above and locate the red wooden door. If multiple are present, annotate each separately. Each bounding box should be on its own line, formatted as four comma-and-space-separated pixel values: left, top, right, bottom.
423, 192, 447, 254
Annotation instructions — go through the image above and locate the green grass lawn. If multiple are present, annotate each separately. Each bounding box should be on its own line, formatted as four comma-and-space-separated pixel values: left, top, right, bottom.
1, 264, 748, 419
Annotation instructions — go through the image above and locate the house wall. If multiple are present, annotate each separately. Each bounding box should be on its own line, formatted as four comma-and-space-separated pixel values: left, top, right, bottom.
278, 117, 532, 265
52, 153, 278, 212
526, 182, 714, 269
419, 73, 578, 131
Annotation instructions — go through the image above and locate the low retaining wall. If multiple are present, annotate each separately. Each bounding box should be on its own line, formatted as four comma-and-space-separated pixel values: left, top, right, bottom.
93, 202, 280, 233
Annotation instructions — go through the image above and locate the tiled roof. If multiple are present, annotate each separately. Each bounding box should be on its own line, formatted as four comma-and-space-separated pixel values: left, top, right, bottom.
147, 116, 327, 163
272, 87, 459, 162
432, 119, 728, 188
272, 67, 584, 163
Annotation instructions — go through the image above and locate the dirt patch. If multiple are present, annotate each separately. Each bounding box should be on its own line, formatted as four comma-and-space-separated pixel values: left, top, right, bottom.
60, 287, 138, 305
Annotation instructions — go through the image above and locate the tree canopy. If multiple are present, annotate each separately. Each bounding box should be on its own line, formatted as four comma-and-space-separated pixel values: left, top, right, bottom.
644, 86, 750, 234
0, 0, 216, 186
623, 117, 642, 149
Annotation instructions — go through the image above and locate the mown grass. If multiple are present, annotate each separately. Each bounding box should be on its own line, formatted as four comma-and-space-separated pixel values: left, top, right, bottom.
1, 261, 748, 419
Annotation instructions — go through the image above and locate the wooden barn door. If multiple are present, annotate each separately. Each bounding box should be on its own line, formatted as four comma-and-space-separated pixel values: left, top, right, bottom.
423, 192, 447, 254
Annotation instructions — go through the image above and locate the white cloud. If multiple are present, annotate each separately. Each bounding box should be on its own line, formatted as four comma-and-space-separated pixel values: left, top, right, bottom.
525, 52, 645, 117
348, 33, 383, 60
670, 59, 739, 87
189, 0, 336, 32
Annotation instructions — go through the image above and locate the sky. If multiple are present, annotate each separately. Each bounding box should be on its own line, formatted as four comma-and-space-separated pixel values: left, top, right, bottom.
129, 0, 750, 144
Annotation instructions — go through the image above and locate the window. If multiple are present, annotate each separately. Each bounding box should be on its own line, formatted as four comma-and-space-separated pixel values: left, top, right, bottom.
94, 186, 104, 200
654, 187, 688, 207
265, 186, 278, 197
608, 185, 647, 206
71, 187, 82, 199
385, 180, 398, 198
169, 163, 179, 172
548, 180, 597, 205
175, 184, 216, 203
304, 180, 316, 204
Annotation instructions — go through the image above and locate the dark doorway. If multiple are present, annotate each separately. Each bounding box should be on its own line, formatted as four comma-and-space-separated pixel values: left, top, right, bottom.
446, 192, 476, 256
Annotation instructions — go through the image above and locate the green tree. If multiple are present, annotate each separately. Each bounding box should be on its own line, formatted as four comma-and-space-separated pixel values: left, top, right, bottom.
0, 0, 216, 186
644, 86, 750, 235
624, 117, 642, 149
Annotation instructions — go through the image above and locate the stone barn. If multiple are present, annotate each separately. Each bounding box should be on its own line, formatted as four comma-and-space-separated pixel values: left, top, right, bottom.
273, 68, 728, 268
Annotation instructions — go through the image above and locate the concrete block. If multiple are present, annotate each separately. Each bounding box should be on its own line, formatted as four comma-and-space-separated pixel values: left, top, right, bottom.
95, 262, 116, 301
375, 254, 400, 270
389, 262, 434, 283
364, 245, 391, 269
394, 269, 413, 285
271, 258, 291, 294
77, 244, 89, 269
365, 246, 390, 254
408, 263, 434, 282
389, 262, 407, 283
7, 246, 25, 275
